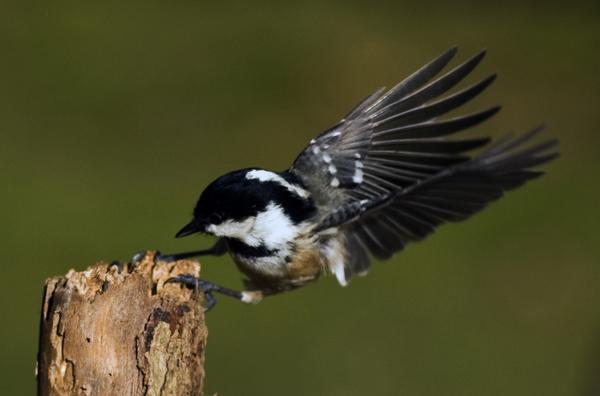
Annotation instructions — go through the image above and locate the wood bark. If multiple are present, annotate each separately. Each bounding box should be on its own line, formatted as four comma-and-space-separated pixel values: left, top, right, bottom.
37, 252, 206, 396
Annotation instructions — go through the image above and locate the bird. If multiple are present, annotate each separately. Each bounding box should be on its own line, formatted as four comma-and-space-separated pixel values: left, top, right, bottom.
162, 47, 559, 310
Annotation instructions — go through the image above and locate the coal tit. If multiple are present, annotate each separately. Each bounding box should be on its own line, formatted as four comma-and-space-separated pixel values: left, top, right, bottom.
164, 48, 558, 309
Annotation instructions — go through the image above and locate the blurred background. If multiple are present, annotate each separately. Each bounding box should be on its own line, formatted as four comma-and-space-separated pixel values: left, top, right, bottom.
1, 1, 599, 395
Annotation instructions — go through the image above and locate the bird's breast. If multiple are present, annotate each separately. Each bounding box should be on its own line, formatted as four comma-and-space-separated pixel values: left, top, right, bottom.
228, 233, 325, 288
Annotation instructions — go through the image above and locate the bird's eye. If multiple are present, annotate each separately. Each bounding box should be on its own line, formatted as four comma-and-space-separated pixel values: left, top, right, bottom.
207, 213, 222, 225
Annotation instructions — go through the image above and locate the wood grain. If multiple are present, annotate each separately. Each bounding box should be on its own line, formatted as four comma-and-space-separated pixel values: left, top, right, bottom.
37, 252, 206, 396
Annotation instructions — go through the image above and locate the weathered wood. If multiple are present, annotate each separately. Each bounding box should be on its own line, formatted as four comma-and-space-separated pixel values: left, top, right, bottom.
37, 252, 206, 396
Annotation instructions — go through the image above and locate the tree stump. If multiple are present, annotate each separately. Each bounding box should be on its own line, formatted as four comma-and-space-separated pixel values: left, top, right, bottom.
37, 252, 207, 396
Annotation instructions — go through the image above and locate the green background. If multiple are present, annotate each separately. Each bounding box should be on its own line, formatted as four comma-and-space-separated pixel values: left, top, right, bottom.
2, 1, 599, 395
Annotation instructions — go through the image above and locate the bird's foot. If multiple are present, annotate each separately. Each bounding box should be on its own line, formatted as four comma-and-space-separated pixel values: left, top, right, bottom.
167, 274, 243, 312
128, 250, 161, 272
155, 252, 177, 263
109, 260, 125, 273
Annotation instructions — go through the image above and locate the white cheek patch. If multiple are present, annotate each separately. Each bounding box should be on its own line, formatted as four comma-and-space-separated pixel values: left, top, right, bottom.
210, 202, 304, 251
250, 203, 301, 250
245, 169, 309, 198
207, 217, 255, 239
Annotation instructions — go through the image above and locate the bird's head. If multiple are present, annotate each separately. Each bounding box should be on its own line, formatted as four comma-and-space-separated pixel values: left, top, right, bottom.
175, 168, 269, 239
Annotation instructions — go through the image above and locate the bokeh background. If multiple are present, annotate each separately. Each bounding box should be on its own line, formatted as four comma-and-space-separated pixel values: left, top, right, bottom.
2, 1, 599, 395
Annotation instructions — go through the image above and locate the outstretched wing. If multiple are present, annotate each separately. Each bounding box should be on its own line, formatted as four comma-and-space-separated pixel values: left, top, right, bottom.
337, 127, 557, 276
291, 47, 498, 204
290, 48, 558, 280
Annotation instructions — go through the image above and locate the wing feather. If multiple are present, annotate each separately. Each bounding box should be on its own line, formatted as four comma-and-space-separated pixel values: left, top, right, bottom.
363, 46, 459, 116
369, 50, 487, 120
371, 75, 497, 130
340, 128, 558, 274
289, 48, 558, 280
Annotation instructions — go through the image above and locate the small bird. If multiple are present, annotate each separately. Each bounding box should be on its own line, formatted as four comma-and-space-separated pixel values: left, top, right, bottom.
164, 47, 558, 310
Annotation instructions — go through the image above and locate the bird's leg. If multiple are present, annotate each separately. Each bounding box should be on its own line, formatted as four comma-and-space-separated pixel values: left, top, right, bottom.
167, 274, 246, 311
157, 248, 218, 262
157, 239, 228, 262
166, 273, 285, 311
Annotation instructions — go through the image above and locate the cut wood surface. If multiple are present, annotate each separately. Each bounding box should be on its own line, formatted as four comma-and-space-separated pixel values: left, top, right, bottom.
37, 252, 206, 396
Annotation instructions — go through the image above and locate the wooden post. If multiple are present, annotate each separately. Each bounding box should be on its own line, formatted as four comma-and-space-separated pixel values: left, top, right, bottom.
37, 252, 207, 396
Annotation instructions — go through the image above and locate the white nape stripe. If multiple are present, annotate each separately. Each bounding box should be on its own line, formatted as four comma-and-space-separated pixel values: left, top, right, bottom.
330, 177, 340, 187
246, 169, 309, 198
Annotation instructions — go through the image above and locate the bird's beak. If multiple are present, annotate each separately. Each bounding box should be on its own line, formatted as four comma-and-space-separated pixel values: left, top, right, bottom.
175, 221, 200, 238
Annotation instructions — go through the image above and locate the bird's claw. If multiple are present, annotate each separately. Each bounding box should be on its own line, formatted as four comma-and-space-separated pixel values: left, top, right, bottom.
167, 274, 217, 311
130, 250, 146, 272
155, 252, 176, 263
109, 260, 125, 273
129, 250, 162, 272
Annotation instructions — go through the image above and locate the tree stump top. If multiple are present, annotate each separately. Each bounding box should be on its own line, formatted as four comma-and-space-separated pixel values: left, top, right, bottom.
37, 252, 207, 396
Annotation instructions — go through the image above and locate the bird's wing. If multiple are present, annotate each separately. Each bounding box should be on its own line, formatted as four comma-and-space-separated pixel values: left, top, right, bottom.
291, 47, 497, 203
331, 127, 557, 277
290, 48, 558, 279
